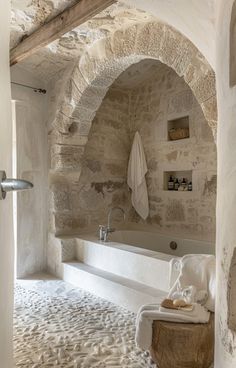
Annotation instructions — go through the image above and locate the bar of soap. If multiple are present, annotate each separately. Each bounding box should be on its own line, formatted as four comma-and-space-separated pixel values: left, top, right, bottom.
173, 299, 187, 307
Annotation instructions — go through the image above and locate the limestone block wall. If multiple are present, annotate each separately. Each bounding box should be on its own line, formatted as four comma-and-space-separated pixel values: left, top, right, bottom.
69, 87, 131, 230
127, 62, 217, 242
49, 86, 131, 235
47, 19, 218, 243
53, 60, 216, 243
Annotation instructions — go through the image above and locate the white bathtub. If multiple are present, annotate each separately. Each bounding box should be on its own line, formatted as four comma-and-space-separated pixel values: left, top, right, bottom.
109, 230, 215, 257
60, 229, 215, 312
67, 229, 214, 296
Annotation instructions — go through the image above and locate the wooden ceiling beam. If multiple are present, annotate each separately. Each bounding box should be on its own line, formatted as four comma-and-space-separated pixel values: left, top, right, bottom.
10, 0, 116, 66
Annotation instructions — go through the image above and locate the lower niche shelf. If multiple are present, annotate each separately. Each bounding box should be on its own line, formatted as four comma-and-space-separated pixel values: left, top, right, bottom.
164, 170, 192, 191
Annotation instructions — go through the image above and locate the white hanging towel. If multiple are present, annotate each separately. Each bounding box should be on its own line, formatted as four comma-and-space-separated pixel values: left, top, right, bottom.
127, 131, 149, 220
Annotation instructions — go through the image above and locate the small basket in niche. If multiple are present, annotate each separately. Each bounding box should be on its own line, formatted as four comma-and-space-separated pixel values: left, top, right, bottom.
168, 127, 189, 141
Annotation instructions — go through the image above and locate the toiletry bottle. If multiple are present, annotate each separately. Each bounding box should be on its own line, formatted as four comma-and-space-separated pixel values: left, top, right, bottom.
188, 181, 192, 191
182, 178, 187, 190
168, 176, 174, 191
174, 178, 179, 191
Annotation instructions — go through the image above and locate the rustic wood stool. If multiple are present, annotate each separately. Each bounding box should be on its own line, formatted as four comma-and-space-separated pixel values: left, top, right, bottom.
150, 313, 214, 368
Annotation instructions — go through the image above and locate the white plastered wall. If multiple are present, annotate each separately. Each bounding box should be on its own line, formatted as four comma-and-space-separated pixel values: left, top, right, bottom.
0, 0, 14, 366
215, 0, 236, 366
11, 65, 48, 278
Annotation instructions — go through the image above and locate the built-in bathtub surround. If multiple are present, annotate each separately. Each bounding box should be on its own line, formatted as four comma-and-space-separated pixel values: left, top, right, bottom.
47, 230, 214, 312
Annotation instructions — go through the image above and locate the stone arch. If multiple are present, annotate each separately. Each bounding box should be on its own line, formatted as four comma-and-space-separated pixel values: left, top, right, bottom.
49, 20, 217, 234
52, 21, 217, 138
230, 1, 236, 87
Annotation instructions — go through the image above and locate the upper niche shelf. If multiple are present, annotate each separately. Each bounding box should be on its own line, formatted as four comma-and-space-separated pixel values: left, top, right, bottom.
168, 116, 190, 141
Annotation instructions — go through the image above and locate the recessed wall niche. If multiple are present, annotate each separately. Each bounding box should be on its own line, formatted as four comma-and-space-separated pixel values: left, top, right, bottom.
168, 116, 190, 141
163, 170, 192, 191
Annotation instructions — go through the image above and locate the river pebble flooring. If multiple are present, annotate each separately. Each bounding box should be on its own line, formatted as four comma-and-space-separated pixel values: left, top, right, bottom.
14, 277, 155, 368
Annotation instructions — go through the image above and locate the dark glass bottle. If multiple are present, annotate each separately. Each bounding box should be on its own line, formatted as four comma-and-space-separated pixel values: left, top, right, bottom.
182, 178, 187, 190
188, 181, 192, 191
168, 176, 174, 190
174, 178, 179, 191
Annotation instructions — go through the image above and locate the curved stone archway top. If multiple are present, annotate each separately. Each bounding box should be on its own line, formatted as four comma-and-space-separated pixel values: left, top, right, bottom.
51, 19, 217, 170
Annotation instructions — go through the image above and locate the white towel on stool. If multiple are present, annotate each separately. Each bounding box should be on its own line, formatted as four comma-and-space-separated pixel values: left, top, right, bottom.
168, 254, 216, 311
135, 254, 216, 350
127, 131, 149, 220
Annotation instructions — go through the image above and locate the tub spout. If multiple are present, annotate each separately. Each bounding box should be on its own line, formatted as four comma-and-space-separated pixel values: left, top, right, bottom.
99, 207, 125, 242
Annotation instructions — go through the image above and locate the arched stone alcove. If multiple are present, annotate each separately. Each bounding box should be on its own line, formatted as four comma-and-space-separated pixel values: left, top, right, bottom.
49, 20, 217, 235
230, 1, 236, 87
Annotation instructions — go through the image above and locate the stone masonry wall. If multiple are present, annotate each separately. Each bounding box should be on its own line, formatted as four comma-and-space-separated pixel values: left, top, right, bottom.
60, 60, 216, 242
72, 87, 131, 229
49, 86, 131, 235
127, 62, 217, 242
47, 18, 217, 241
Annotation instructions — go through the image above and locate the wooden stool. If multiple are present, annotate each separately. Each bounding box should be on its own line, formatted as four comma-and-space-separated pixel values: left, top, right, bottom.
150, 313, 214, 368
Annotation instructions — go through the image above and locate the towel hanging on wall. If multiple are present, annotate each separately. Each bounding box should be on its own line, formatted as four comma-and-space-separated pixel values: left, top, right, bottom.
127, 131, 149, 220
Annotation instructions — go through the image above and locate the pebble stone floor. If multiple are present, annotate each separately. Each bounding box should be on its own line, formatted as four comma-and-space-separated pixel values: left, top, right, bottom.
14, 276, 155, 368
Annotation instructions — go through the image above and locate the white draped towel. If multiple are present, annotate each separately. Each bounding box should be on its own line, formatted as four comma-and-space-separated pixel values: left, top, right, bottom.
135, 254, 216, 350
127, 132, 149, 220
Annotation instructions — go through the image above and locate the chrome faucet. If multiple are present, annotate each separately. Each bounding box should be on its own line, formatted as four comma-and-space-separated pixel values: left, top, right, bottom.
99, 207, 125, 242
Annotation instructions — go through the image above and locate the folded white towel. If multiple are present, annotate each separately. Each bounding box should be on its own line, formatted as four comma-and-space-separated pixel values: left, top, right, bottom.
127, 131, 149, 220
135, 303, 210, 350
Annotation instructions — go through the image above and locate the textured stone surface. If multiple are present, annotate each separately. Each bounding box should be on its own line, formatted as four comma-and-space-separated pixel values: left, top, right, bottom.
49, 59, 216, 241
14, 278, 154, 367
151, 315, 214, 368
46, 16, 217, 239
11, 0, 77, 48
51, 144, 84, 171
10, 2, 152, 80
128, 61, 216, 241
46, 18, 217, 175
50, 86, 131, 234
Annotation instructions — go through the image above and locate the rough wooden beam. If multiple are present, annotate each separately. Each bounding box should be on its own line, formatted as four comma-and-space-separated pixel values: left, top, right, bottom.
10, 0, 116, 66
